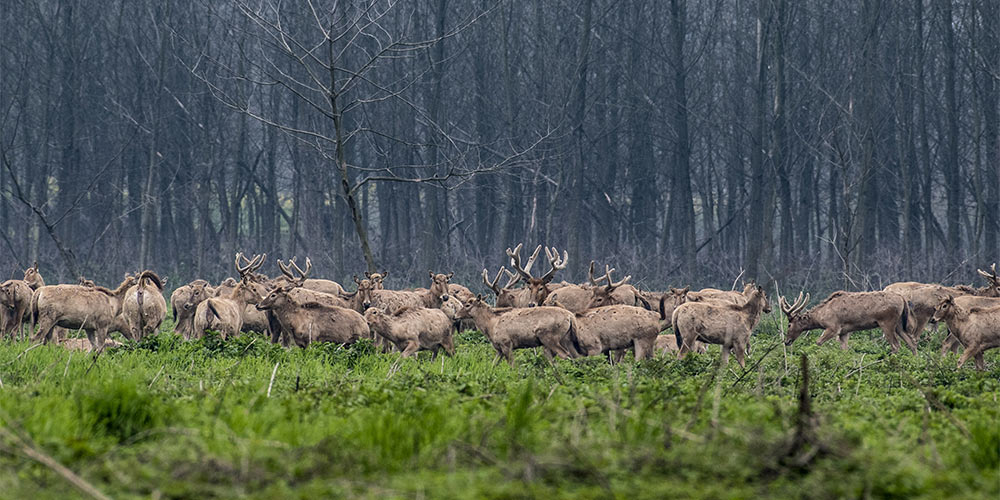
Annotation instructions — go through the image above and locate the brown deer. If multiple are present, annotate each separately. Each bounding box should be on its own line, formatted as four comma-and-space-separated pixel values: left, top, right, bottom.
672, 284, 771, 367
267, 258, 353, 344
118, 270, 167, 340
256, 284, 368, 348
171, 279, 213, 340
541, 262, 617, 312
192, 253, 268, 339
583, 263, 647, 309
937, 295, 1000, 363
271, 257, 346, 296
779, 291, 917, 354
505, 243, 568, 307
566, 304, 669, 360
31, 274, 138, 350
455, 295, 577, 366
885, 264, 1000, 339
0, 279, 33, 339
482, 267, 534, 308
23, 261, 44, 290
932, 296, 1000, 370
365, 270, 388, 289
352, 271, 453, 312
364, 307, 455, 358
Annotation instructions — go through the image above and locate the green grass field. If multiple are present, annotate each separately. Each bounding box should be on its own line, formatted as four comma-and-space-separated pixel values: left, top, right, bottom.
0, 316, 997, 499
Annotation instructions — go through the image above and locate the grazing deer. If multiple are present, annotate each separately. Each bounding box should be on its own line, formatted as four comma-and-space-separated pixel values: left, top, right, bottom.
779, 291, 917, 354
455, 295, 577, 366
673, 284, 771, 367
256, 284, 368, 349
567, 304, 669, 360
0, 279, 33, 339
885, 264, 1000, 339
932, 296, 1000, 370
505, 243, 568, 307
192, 253, 268, 339
542, 262, 618, 312
364, 307, 455, 358
119, 270, 167, 341
31, 274, 138, 351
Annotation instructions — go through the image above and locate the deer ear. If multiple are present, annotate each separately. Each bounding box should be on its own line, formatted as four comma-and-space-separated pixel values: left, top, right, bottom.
429, 270, 435, 279
446, 272, 454, 280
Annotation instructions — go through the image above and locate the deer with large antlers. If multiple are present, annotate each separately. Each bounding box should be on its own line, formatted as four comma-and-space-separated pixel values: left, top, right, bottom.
270, 257, 347, 296
884, 263, 1000, 339
192, 253, 269, 339
540, 261, 645, 312
31, 274, 138, 350
672, 284, 771, 367
504, 243, 568, 307
779, 290, 917, 354
267, 258, 353, 344
932, 296, 1000, 370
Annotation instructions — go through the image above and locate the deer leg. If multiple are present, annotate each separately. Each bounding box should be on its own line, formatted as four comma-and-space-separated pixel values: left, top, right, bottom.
939, 334, 958, 356
32, 318, 54, 344
816, 327, 841, 346
909, 315, 930, 341
957, 345, 981, 369
879, 320, 903, 353
975, 352, 985, 371
399, 340, 420, 358
734, 338, 747, 369
443, 334, 455, 357
720, 344, 731, 367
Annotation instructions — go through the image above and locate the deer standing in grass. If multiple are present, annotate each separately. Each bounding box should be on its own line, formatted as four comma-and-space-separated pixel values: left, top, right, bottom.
456, 295, 577, 366
119, 270, 167, 340
31, 274, 138, 351
364, 307, 455, 358
933, 296, 1000, 370
883, 264, 1000, 339
672, 284, 771, 367
0, 276, 34, 340
192, 253, 267, 339
256, 264, 368, 348
779, 291, 917, 354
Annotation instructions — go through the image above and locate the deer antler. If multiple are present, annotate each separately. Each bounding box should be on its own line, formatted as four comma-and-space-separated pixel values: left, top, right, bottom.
603, 265, 630, 290
977, 263, 999, 284
482, 268, 503, 295
539, 247, 567, 283
289, 257, 312, 282
779, 291, 809, 317
588, 261, 616, 286
277, 258, 297, 281
506, 243, 543, 281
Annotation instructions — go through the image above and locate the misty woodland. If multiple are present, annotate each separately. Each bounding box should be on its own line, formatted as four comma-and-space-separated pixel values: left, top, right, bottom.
1, 0, 996, 290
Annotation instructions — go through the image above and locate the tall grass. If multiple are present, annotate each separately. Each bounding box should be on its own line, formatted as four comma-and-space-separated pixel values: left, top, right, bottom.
0, 321, 996, 499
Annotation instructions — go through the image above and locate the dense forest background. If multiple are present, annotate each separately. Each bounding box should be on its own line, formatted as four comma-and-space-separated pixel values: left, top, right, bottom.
1, 0, 997, 293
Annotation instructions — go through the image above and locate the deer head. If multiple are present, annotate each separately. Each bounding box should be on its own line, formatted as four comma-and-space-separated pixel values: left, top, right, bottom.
586, 262, 631, 308
932, 296, 957, 322
779, 291, 810, 345
351, 275, 376, 309
231, 253, 267, 304
483, 267, 523, 307
977, 263, 999, 297
365, 270, 387, 289
506, 243, 567, 306
456, 294, 490, 320
429, 271, 454, 303
23, 261, 44, 290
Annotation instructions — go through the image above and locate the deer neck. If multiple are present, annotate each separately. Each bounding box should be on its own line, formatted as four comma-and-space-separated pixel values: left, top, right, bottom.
467, 306, 498, 336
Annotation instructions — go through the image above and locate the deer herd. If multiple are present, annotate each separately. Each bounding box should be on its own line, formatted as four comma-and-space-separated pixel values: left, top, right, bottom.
1, 249, 998, 371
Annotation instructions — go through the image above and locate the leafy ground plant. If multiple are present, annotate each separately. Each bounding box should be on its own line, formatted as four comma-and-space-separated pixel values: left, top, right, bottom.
0, 321, 997, 499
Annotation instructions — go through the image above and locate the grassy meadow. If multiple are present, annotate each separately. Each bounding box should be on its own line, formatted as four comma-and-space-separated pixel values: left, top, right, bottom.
0, 315, 997, 499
